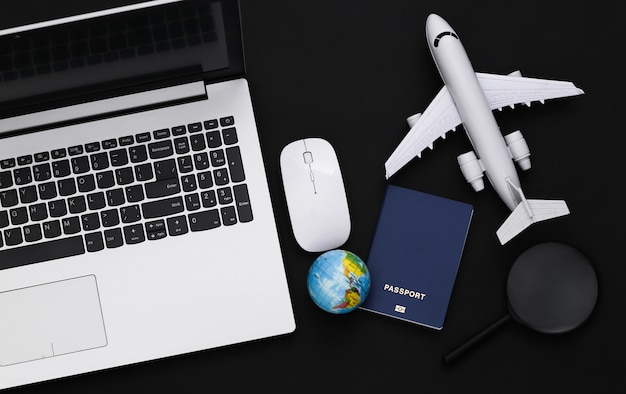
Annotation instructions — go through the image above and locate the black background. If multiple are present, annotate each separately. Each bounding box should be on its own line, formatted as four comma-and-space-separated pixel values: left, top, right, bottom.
6, 0, 626, 392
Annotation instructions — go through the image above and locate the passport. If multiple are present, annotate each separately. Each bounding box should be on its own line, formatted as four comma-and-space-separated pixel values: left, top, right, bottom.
359, 185, 473, 330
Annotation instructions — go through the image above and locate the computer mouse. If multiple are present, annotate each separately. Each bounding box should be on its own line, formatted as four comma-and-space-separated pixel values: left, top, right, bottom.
280, 138, 351, 253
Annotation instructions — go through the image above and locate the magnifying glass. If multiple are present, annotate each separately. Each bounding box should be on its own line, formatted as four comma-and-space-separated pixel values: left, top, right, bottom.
443, 242, 598, 364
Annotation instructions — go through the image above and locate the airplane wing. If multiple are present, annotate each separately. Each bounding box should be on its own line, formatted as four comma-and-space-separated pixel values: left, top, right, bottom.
385, 86, 462, 179
476, 72, 584, 111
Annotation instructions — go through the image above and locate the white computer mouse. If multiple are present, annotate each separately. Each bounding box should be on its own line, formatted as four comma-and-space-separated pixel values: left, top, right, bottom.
280, 138, 351, 253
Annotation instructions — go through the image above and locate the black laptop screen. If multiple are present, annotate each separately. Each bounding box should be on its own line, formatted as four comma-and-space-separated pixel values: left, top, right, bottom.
0, 0, 244, 118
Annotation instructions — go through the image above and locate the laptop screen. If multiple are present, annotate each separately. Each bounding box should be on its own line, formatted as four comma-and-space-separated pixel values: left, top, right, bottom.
0, 0, 244, 118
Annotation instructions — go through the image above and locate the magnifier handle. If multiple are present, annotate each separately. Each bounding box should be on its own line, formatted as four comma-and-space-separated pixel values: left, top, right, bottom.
442, 314, 512, 365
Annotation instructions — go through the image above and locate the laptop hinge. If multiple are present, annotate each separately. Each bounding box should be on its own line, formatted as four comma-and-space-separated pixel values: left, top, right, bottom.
0, 81, 207, 136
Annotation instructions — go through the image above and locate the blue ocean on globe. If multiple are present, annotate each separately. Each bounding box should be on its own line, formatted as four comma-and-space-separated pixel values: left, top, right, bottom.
307, 250, 371, 314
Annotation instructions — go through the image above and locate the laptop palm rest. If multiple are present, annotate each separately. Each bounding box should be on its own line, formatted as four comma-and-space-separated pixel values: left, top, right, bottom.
0, 275, 107, 367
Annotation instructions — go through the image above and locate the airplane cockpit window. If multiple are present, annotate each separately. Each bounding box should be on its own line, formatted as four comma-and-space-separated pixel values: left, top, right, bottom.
433, 31, 459, 47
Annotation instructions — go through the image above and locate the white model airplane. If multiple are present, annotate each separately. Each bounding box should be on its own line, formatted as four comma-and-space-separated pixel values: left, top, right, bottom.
385, 14, 584, 244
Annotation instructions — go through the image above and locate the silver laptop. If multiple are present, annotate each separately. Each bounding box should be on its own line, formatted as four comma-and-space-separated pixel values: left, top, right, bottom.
0, 0, 295, 389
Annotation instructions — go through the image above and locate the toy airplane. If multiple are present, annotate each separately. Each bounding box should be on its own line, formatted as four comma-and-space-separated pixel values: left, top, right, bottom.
385, 14, 584, 244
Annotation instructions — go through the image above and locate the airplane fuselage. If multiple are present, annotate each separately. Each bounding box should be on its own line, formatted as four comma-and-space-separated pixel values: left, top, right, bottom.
426, 14, 520, 210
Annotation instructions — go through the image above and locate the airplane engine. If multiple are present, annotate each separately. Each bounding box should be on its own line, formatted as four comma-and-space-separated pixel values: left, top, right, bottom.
457, 151, 484, 192
504, 130, 531, 171
406, 113, 422, 128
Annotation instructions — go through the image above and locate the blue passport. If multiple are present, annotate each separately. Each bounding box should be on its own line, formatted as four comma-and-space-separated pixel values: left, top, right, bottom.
359, 185, 473, 330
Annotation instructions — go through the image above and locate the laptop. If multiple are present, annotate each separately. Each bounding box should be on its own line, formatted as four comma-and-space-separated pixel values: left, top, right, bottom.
0, 0, 295, 389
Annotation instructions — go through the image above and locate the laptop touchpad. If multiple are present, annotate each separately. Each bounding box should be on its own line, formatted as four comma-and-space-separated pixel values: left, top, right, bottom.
0, 275, 107, 367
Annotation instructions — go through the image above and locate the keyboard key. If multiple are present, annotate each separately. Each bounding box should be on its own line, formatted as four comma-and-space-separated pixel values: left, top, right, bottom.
0, 235, 84, 270
24, 224, 42, 242
71, 156, 90, 174
43, 220, 62, 238
3, 227, 23, 246
233, 184, 253, 222
134, 163, 153, 182
125, 184, 144, 202
226, 146, 245, 182
68, 196, 87, 214
102, 139, 118, 149
87, 192, 106, 210
203, 119, 218, 130
210, 149, 225, 167
213, 168, 229, 186
0, 211, 8, 228
104, 228, 123, 248
52, 160, 71, 177
119, 136, 134, 146
101, 209, 120, 227
115, 167, 134, 185
194, 152, 209, 170
90, 152, 110, 170
10, 207, 28, 225
129, 145, 148, 163
1, 189, 18, 207
206, 130, 221, 148
62, 216, 81, 234
145, 178, 180, 198
121, 205, 141, 223
221, 206, 237, 226
85, 232, 104, 252
0, 171, 13, 188
172, 125, 186, 135
34, 152, 50, 162
51, 149, 67, 159
68, 145, 83, 155
220, 116, 234, 127
96, 171, 115, 189
222, 127, 238, 145
85, 142, 101, 152
14, 167, 32, 185
174, 137, 190, 154
33, 163, 52, 181
106, 188, 125, 206
110, 149, 129, 166
149, 140, 173, 159
48, 200, 67, 217
123, 224, 145, 244
189, 209, 220, 231
177, 156, 194, 173
58, 178, 77, 196
181, 175, 197, 192
136, 132, 151, 143
28, 203, 48, 222
38, 182, 57, 200
190, 134, 206, 151
167, 215, 188, 236
142, 196, 184, 219
81, 212, 100, 231
77, 174, 96, 192
18, 185, 37, 204
1, 158, 16, 169
184, 193, 200, 211
17, 155, 33, 166
154, 159, 177, 180
188, 122, 202, 133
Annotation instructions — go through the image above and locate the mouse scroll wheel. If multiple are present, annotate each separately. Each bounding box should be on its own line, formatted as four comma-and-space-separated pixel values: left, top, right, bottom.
303, 151, 313, 164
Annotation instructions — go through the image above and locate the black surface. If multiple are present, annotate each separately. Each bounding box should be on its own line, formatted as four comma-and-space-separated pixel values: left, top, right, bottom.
5, 1, 625, 392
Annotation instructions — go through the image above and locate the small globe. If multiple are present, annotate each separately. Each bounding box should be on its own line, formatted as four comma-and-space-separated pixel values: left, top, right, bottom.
307, 250, 371, 314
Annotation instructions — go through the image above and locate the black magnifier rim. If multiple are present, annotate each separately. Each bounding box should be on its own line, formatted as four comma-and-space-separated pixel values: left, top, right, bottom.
507, 242, 598, 334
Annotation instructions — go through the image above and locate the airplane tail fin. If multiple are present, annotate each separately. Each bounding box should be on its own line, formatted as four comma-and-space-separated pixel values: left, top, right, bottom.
496, 199, 570, 244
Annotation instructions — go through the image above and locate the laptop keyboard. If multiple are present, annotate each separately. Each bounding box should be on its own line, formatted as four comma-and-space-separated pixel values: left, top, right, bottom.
0, 116, 253, 270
